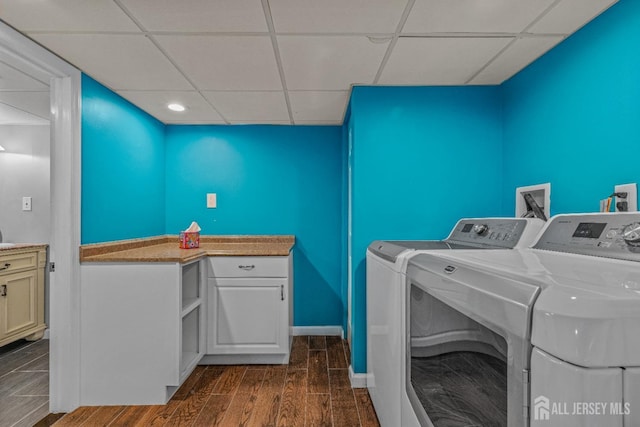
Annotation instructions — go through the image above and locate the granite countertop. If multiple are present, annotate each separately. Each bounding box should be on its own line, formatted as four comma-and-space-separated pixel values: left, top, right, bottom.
80, 235, 295, 263
0, 243, 48, 253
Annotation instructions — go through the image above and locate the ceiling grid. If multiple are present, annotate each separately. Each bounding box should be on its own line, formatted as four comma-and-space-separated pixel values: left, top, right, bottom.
0, 0, 618, 125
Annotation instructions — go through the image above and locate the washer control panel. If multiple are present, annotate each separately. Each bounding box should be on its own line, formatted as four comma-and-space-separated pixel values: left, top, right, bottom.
448, 218, 530, 248
533, 213, 640, 261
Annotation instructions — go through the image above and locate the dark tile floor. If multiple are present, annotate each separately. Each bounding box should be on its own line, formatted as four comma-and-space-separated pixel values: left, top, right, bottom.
411, 351, 507, 427
0, 338, 50, 427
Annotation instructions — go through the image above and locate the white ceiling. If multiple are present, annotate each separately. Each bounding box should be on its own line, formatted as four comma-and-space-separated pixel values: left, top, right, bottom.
0, 59, 50, 125
0, 0, 618, 125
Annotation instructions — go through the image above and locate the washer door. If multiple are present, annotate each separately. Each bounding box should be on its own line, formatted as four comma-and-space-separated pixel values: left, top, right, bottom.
406, 253, 540, 427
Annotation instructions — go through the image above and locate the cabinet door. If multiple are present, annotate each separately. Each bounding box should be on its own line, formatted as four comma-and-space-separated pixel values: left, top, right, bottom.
208, 277, 288, 354
0, 270, 38, 339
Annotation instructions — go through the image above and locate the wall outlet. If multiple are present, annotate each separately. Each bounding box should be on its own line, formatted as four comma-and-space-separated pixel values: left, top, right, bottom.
207, 193, 217, 208
615, 183, 637, 212
22, 196, 32, 211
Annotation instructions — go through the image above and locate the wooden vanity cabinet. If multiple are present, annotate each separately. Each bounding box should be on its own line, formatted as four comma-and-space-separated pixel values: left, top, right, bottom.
0, 247, 47, 347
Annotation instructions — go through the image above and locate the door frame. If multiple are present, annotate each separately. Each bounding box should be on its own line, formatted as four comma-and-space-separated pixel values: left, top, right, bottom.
0, 22, 82, 412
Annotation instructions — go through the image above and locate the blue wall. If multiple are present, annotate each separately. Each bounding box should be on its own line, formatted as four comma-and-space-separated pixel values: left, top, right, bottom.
349, 86, 504, 372
164, 125, 344, 327
81, 75, 166, 243
502, 0, 639, 215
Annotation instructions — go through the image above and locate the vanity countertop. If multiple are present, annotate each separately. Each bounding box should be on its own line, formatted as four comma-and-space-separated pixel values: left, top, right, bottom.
0, 244, 48, 253
80, 235, 295, 263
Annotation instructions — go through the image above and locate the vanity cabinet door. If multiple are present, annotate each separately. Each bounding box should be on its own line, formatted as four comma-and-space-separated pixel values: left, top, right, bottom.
207, 277, 288, 355
0, 270, 38, 342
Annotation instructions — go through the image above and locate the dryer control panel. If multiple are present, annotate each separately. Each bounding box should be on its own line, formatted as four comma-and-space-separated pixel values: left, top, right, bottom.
533, 213, 640, 261
447, 218, 534, 249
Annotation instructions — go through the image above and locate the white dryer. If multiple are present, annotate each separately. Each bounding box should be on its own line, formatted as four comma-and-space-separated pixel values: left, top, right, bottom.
366, 218, 544, 427
405, 213, 640, 427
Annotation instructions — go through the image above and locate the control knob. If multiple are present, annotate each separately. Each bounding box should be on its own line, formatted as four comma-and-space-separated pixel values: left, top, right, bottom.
472, 224, 489, 236
622, 223, 640, 246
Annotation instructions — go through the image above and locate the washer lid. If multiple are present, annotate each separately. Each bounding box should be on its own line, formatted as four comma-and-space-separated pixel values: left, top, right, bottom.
368, 240, 460, 263
530, 251, 640, 368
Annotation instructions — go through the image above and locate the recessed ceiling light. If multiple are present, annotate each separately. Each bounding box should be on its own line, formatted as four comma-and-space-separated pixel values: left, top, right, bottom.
167, 103, 186, 112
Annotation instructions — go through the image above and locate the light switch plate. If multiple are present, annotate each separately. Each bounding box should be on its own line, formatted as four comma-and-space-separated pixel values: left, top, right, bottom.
22, 196, 32, 211
207, 193, 217, 208
615, 183, 637, 212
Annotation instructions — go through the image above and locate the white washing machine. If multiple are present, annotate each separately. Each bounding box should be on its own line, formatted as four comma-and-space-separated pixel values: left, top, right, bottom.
405, 213, 640, 427
366, 218, 544, 427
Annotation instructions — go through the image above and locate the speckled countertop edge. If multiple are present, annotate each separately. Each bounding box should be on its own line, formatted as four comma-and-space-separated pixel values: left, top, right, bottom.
80, 235, 295, 263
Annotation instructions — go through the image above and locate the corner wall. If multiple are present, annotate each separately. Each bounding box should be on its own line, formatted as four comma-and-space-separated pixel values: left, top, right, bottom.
81, 75, 166, 244
348, 86, 504, 373
502, 0, 639, 214
164, 125, 345, 327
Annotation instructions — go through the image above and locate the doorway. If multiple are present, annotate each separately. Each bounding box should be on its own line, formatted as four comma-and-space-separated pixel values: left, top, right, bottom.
0, 20, 82, 414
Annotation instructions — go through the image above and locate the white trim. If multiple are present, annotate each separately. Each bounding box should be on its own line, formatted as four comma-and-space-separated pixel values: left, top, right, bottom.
291, 326, 343, 337
348, 365, 368, 388
0, 21, 82, 413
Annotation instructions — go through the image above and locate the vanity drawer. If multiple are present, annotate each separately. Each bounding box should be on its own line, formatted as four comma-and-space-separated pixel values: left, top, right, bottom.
208, 256, 289, 278
0, 252, 38, 275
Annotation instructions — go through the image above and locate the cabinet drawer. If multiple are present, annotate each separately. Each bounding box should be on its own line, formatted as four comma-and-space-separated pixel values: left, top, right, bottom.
0, 252, 38, 276
208, 256, 288, 278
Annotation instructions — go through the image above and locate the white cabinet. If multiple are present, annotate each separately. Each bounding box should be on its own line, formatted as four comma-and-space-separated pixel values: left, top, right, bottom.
205, 255, 292, 364
80, 259, 205, 405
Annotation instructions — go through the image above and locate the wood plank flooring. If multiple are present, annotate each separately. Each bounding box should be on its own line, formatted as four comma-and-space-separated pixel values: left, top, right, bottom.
49, 336, 379, 427
0, 338, 51, 427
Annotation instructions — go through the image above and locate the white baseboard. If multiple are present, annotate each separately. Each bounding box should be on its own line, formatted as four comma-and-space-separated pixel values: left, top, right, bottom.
348, 365, 368, 388
200, 353, 290, 365
43, 329, 50, 340
291, 326, 343, 337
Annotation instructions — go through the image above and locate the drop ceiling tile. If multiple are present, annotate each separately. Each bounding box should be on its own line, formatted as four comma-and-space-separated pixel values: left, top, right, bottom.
119, 0, 268, 32
227, 120, 292, 124
0, 61, 49, 91
294, 120, 343, 125
0, 92, 51, 120
0, 0, 138, 32
404, 0, 556, 33
528, 0, 618, 34
31, 34, 193, 91
155, 35, 282, 90
269, 0, 407, 33
289, 91, 349, 122
470, 36, 564, 85
379, 37, 513, 85
278, 36, 388, 91
202, 91, 289, 121
117, 91, 224, 123
0, 103, 48, 125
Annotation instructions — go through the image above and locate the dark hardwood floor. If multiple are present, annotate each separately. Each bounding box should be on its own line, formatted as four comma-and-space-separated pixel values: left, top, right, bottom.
0, 338, 50, 427
48, 336, 379, 427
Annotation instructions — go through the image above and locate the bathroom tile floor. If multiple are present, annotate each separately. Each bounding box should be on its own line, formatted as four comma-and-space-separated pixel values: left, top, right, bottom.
0, 338, 50, 427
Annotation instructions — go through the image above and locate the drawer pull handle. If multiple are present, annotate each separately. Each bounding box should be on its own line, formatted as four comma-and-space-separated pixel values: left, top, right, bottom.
0, 263, 10, 271
238, 265, 255, 270
281, 284, 284, 301
0, 285, 6, 297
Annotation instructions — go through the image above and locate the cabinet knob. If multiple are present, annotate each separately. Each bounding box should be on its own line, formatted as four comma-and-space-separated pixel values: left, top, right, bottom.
0, 285, 6, 297
0, 263, 11, 271
238, 265, 255, 270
